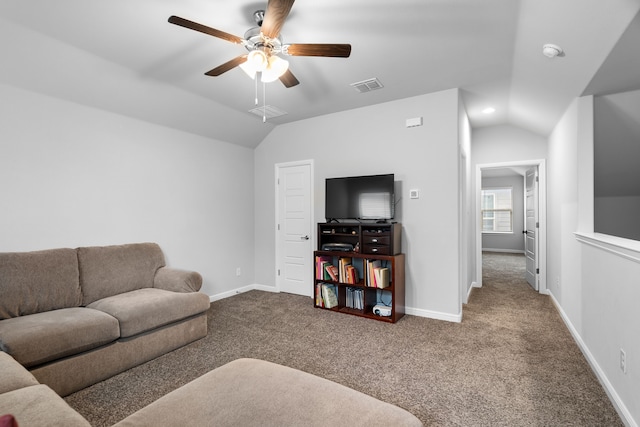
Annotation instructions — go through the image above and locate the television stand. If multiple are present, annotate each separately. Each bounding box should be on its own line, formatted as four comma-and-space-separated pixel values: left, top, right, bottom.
314, 222, 404, 323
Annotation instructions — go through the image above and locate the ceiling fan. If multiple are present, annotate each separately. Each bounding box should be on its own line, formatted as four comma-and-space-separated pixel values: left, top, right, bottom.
168, 0, 352, 88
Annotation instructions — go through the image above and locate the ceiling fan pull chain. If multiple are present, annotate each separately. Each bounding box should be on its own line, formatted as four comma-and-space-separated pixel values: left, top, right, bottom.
254, 75, 258, 106
263, 79, 267, 123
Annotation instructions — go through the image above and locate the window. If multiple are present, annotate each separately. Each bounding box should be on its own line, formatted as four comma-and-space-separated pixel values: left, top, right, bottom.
481, 187, 513, 233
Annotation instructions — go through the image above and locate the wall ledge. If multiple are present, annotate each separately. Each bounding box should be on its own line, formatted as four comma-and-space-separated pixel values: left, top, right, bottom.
574, 232, 640, 264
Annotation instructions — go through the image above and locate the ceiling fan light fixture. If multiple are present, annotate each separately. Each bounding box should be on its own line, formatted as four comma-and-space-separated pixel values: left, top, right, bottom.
168, 1, 350, 92
239, 61, 257, 79
246, 50, 269, 73
261, 56, 289, 83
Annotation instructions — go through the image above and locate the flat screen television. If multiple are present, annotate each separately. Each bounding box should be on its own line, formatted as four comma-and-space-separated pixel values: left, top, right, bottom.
325, 173, 395, 221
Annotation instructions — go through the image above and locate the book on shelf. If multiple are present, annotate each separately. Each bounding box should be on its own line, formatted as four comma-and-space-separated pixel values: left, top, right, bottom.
325, 264, 339, 281
374, 267, 390, 288
365, 259, 381, 287
364, 259, 390, 288
338, 257, 352, 283
315, 283, 324, 307
316, 256, 332, 280
321, 283, 338, 308
346, 287, 364, 310
345, 264, 359, 284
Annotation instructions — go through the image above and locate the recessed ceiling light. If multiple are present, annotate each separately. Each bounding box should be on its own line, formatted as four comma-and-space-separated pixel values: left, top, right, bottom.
482, 107, 496, 114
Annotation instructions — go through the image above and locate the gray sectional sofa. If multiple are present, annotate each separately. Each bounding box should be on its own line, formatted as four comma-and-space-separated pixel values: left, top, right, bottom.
1, 242, 424, 426
0, 242, 210, 396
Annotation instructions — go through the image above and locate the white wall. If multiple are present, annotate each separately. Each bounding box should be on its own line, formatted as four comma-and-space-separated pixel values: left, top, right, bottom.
0, 84, 255, 299
547, 97, 582, 328
547, 96, 639, 427
481, 174, 525, 252
472, 124, 548, 166
254, 89, 464, 321
459, 94, 474, 303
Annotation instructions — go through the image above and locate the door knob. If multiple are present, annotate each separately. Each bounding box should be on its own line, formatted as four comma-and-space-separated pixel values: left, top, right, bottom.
301, 235, 310, 240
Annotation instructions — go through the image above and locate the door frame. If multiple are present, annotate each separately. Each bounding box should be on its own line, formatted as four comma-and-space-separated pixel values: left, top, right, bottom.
274, 159, 315, 296
475, 159, 547, 294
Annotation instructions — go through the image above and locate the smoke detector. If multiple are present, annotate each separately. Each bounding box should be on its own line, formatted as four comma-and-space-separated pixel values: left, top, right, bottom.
542, 44, 563, 58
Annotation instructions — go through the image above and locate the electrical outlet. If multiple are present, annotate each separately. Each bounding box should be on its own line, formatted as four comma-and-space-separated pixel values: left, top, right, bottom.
236, 267, 241, 276
556, 276, 560, 289
620, 349, 627, 374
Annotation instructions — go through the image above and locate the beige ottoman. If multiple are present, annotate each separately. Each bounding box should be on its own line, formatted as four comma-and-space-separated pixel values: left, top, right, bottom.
114, 358, 423, 427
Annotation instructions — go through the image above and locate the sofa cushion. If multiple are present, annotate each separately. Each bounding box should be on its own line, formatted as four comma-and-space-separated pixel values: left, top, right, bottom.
87, 288, 211, 338
78, 243, 166, 306
0, 385, 91, 427
0, 352, 39, 395
0, 308, 119, 368
0, 248, 82, 320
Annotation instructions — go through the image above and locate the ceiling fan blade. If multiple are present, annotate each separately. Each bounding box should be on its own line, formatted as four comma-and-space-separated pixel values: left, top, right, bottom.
285, 44, 351, 58
168, 15, 243, 44
261, 0, 295, 39
279, 69, 300, 88
205, 55, 248, 76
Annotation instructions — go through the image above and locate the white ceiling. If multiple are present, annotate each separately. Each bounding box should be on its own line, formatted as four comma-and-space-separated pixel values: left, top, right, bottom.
1, 0, 639, 148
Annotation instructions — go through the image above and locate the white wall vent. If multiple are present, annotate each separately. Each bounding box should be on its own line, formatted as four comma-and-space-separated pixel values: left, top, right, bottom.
248, 105, 288, 119
350, 78, 384, 93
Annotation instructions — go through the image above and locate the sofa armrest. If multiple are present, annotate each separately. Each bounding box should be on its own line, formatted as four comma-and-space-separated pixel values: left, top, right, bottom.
153, 267, 203, 293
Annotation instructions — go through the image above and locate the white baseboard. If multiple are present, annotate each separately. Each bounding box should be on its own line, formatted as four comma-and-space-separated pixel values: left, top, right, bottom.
465, 281, 479, 303
548, 291, 637, 427
482, 248, 525, 254
209, 285, 463, 323
209, 284, 278, 303
405, 306, 462, 323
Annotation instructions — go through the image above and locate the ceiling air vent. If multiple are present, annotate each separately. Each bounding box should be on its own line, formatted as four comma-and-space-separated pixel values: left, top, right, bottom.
350, 78, 384, 93
248, 105, 288, 119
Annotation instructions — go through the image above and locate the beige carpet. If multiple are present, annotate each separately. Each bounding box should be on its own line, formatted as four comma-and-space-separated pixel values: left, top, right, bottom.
65, 252, 623, 426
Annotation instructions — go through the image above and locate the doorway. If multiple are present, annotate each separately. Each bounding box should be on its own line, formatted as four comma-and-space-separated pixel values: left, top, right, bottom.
475, 160, 547, 294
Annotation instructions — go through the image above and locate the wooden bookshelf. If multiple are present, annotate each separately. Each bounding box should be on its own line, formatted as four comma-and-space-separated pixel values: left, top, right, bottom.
314, 223, 404, 323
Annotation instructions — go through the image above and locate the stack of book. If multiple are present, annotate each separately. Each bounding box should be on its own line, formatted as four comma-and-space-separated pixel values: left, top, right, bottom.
316, 256, 331, 280
338, 257, 359, 284
315, 282, 338, 308
345, 287, 364, 310
365, 260, 390, 288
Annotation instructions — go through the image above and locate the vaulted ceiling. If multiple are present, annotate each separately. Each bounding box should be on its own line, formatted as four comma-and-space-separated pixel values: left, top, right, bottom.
1, 0, 639, 148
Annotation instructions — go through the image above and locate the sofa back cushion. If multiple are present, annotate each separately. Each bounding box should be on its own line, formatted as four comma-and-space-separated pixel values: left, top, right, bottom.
0, 248, 82, 320
78, 243, 166, 305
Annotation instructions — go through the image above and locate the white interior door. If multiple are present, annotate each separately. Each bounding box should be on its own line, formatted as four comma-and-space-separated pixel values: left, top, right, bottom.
276, 161, 313, 296
525, 167, 538, 290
